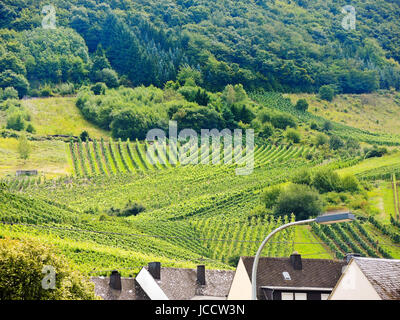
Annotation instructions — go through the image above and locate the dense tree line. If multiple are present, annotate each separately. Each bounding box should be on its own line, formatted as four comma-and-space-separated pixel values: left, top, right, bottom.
0, 0, 400, 94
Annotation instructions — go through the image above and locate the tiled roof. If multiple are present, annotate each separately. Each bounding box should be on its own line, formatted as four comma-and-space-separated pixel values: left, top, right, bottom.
241, 256, 346, 297
353, 257, 400, 300
148, 267, 235, 300
91, 267, 235, 300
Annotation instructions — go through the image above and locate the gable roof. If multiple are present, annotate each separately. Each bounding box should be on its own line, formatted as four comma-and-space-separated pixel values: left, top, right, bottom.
91, 266, 235, 300
241, 256, 346, 291
143, 266, 235, 300
353, 257, 400, 300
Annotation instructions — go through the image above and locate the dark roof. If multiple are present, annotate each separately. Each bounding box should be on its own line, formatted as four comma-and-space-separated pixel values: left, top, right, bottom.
91, 277, 140, 300
241, 256, 346, 298
353, 257, 400, 300
146, 267, 234, 300
91, 267, 234, 300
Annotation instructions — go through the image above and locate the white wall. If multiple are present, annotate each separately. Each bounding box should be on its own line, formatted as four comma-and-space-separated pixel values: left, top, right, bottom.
329, 261, 381, 300
227, 258, 252, 300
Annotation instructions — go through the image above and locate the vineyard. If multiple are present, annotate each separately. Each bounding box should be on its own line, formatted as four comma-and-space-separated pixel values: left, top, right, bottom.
66, 138, 314, 178
1, 93, 400, 278
251, 91, 400, 146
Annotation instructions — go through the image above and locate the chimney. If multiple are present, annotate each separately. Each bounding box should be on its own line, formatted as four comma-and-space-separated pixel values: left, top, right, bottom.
290, 251, 302, 270
109, 270, 122, 290
148, 262, 161, 280
197, 265, 206, 285
344, 253, 361, 264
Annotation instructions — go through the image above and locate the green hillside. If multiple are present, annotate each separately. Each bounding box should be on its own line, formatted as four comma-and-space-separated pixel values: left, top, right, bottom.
1, 0, 400, 95
1, 1, 400, 301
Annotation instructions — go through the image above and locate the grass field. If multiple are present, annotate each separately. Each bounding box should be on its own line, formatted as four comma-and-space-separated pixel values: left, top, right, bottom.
0, 137, 71, 177
336, 152, 400, 177
286, 92, 400, 136
22, 97, 110, 138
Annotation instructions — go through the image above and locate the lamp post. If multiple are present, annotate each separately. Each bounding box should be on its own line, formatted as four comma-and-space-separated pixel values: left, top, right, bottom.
251, 212, 356, 300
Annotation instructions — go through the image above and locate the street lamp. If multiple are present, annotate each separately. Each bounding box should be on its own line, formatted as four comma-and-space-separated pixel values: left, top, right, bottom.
251, 212, 356, 300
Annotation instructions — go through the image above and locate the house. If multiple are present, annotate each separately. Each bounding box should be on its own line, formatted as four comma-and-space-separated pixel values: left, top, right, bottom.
228, 252, 347, 300
91, 263, 235, 300
16, 170, 38, 177
329, 257, 400, 300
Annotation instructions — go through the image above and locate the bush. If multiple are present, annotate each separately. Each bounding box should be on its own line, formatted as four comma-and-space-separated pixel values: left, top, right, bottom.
17, 134, 31, 160
341, 174, 360, 193
323, 120, 333, 131
312, 168, 343, 193
6, 112, 25, 131
274, 184, 323, 220
3, 87, 18, 100
295, 98, 309, 111
319, 85, 335, 101
291, 168, 312, 185
80, 130, 89, 142
345, 137, 360, 150
94, 68, 119, 88
259, 122, 274, 139
107, 201, 145, 217
262, 186, 282, 209
329, 135, 344, 150
228, 255, 241, 267
285, 128, 301, 143
315, 133, 328, 147
26, 123, 36, 133
90, 82, 107, 95
0, 70, 29, 98
258, 110, 272, 123
57, 83, 75, 96
39, 85, 54, 97
310, 122, 319, 130
271, 113, 296, 129
0, 237, 99, 300
364, 146, 387, 158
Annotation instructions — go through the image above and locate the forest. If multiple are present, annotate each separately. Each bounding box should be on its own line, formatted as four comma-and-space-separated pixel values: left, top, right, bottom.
1, 0, 400, 97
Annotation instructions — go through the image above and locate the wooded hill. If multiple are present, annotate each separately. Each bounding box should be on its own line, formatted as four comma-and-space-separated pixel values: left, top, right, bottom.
1, 0, 400, 95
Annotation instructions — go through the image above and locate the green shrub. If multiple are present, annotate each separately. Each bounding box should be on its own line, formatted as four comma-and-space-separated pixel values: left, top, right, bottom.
107, 201, 146, 217
94, 68, 119, 88
271, 113, 296, 129
26, 123, 36, 133
274, 184, 323, 220
341, 174, 360, 193
312, 168, 343, 193
285, 128, 301, 143
80, 130, 90, 142
310, 121, 319, 130
0, 237, 99, 300
329, 135, 344, 150
3, 87, 19, 100
6, 112, 25, 131
90, 82, 107, 95
39, 85, 54, 97
295, 98, 308, 111
262, 186, 282, 209
315, 133, 328, 147
291, 168, 312, 185
319, 85, 335, 101
259, 122, 274, 139
0, 70, 29, 98
364, 146, 387, 158
323, 120, 333, 131
57, 83, 76, 96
